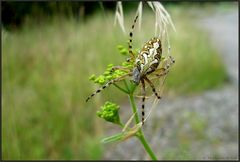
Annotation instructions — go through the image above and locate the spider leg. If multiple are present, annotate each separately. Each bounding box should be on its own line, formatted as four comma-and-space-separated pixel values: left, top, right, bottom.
144, 76, 161, 99
154, 68, 169, 77
141, 79, 146, 125
86, 73, 131, 102
152, 55, 175, 77
162, 55, 175, 70
110, 66, 131, 73
128, 14, 139, 62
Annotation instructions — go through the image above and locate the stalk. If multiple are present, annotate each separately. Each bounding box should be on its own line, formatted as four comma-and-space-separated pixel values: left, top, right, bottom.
128, 83, 157, 160
113, 83, 129, 94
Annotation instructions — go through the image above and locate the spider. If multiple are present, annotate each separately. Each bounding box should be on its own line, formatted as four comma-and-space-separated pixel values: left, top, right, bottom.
86, 15, 175, 125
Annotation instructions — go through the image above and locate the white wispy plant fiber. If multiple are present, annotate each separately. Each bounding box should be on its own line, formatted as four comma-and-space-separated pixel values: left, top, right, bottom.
114, 1, 176, 125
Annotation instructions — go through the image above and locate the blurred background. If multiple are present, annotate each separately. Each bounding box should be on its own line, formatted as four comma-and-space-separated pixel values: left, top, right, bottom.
2, 1, 238, 160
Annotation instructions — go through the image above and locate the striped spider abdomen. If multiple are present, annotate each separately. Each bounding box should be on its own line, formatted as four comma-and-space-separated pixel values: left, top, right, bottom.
132, 37, 162, 85
86, 13, 175, 125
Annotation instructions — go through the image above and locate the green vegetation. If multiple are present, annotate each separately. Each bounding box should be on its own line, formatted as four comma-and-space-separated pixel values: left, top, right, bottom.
165, 6, 227, 95
2, 5, 227, 160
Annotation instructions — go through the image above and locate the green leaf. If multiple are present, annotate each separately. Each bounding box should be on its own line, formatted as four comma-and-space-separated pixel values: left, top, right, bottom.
101, 132, 125, 144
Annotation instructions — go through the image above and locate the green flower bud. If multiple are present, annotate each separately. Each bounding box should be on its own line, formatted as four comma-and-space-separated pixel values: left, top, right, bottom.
117, 45, 124, 51
88, 44, 135, 87
103, 71, 111, 76
97, 101, 121, 125
106, 75, 113, 80
122, 61, 134, 68
107, 64, 114, 68
94, 75, 106, 85
89, 74, 96, 81
119, 49, 128, 56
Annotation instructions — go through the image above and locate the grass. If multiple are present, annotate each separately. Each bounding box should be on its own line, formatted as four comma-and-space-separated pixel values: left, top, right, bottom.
165, 6, 227, 95
2, 5, 227, 160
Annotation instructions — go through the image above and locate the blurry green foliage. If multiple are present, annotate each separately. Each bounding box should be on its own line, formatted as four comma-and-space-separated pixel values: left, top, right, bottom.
2, 3, 229, 160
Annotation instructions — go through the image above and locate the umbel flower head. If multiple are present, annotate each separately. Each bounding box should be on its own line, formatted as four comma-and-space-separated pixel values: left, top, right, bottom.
97, 101, 122, 125
89, 45, 135, 86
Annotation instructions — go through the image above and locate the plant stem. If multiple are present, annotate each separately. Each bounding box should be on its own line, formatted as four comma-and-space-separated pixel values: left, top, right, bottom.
128, 94, 140, 124
123, 80, 130, 92
113, 83, 129, 94
128, 93, 157, 160
137, 133, 157, 160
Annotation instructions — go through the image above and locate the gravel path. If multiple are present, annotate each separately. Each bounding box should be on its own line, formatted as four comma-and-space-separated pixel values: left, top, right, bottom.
103, 6, 238, 160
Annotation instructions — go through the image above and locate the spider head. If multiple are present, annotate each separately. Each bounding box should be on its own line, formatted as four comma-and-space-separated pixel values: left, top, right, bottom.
132, 67, 141, 85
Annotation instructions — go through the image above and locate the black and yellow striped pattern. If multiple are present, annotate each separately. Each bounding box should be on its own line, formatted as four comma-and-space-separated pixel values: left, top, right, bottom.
128, 15, 139, 60
86, 13, 175, 127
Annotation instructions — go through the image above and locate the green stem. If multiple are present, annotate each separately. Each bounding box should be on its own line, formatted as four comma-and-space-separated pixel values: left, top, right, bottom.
128, 93, 157, 160
123, 80, 130, 92
118, 122, 124, 128
128, 94, 140, 124
113, 83, 129, 94
137, 133, 157, 160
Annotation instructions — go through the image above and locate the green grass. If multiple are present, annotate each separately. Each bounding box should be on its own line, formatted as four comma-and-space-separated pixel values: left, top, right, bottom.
165, 6, 227, 95
2, 5, 227, 160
